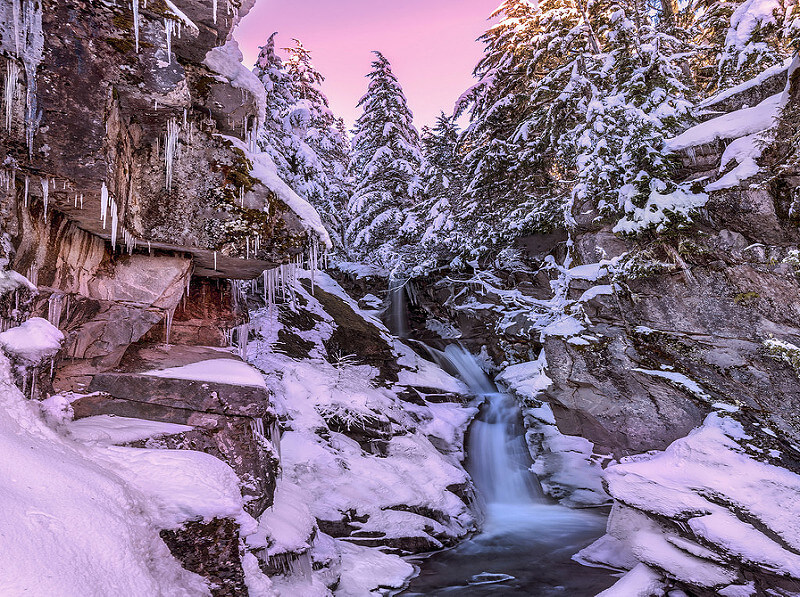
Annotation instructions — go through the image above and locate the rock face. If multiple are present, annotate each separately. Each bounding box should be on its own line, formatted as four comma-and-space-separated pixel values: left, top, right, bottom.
0, 0, 328, 592
0, 0, 316, 277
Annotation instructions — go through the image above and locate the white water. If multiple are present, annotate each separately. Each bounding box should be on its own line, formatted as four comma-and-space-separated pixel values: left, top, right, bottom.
439, 345, 542, 506
404, 346, 612, 596
387, 278, 408, 338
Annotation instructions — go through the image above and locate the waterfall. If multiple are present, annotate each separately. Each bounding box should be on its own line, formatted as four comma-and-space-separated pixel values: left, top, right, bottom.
437, 345, 543, 506
387, 278, 408, 338
405, 345, 612, 595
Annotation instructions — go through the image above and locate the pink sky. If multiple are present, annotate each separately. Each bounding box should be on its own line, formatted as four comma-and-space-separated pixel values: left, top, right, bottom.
236, 0, 499, 129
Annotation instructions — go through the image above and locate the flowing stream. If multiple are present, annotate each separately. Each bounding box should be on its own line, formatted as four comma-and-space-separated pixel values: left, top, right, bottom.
402, 346, 615, 596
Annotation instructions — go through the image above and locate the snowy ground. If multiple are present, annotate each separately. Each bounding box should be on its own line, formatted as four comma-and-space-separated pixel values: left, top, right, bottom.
0, 348, 237, 596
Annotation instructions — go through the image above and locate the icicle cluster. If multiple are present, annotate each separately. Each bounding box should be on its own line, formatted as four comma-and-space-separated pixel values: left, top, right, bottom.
47, 292, 69, 329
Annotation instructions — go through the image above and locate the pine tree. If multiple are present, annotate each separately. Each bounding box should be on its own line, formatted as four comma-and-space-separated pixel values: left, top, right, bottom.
715, 0, 795, 88
254, 32, 296, 175
401, 113, 463, 272
572, 0, 695, 230
346, 52, 424, 267
456, 0, 606, 257
254, 34, 352, 250
282, 39, 352, 249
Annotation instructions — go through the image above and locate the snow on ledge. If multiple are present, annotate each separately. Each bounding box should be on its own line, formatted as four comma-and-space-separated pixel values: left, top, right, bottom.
67, 415, 193, 445
143, 358, 267, 389
222, 135, 332, 249
203, 40, 266, 128
665, 93, 783, 152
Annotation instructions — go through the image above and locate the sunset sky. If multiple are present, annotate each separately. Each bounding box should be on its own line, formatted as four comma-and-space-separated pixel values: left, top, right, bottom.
235, 0, 499, 130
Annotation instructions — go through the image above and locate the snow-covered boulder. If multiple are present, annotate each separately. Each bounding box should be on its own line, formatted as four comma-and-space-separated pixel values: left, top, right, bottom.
580, 413, 800, 594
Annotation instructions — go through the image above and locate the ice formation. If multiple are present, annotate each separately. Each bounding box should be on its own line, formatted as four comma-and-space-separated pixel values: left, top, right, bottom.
4, 60, 19, 131
164, 118, 179, 190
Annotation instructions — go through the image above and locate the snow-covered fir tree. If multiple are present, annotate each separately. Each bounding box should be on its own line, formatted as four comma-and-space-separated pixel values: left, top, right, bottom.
346, 51, 424, 268
400, 112, 464, 273
254, 34, 352, 249
713, 0, 796, 88
571, 0, 696, 232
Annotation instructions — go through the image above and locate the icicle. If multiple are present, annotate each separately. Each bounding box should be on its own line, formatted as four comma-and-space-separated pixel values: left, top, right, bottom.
20, 0, 44, 157
239, 185, 244, 207
110, 198, 119, 251
164, 19, 175, 64
148, 240, 151, 254
100, 182, 109, 228
47, 292, 63, 328
12, 0, 21, 57
213, 251, 217, 271
212, 0, 217, 23
23, 175, 28, 207
269, 418, 281, 460
79, 193, 83, 209
40, 176, 48, 219
163, 305, 176, 346
233, 323, 249, 359
4, 61, 20, 131
246, 236, 249, 259
73, 193, 78, 207
164, 117, 179, 190
132, 0, 140, 53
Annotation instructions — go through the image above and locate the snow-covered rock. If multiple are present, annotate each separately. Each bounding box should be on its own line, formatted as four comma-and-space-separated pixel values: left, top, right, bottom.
581, 413, 800, 594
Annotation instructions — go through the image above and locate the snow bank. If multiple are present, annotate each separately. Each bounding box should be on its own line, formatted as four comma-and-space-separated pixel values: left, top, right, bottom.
585, 413, 800, 591
94, 446, 249, 530
0, 316, 63, 363
143, 357, 267, 388
246, 272, 477, 591
0, 353, 211, 596
223, 135, 332, 248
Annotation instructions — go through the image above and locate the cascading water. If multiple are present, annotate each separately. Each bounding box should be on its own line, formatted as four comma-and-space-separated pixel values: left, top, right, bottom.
404, 345, 614, 596
387, 277, 409, 338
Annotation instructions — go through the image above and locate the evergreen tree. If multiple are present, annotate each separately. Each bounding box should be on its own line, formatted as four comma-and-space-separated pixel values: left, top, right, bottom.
282, 39, 352, 249
572, 0, 695, 229
715, 0, 795, 88
401, 113, 463, 272
254, 32, 296, 175
456, 0, 604, 257
346, 52, 424, 267
254, 34, 352, 250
